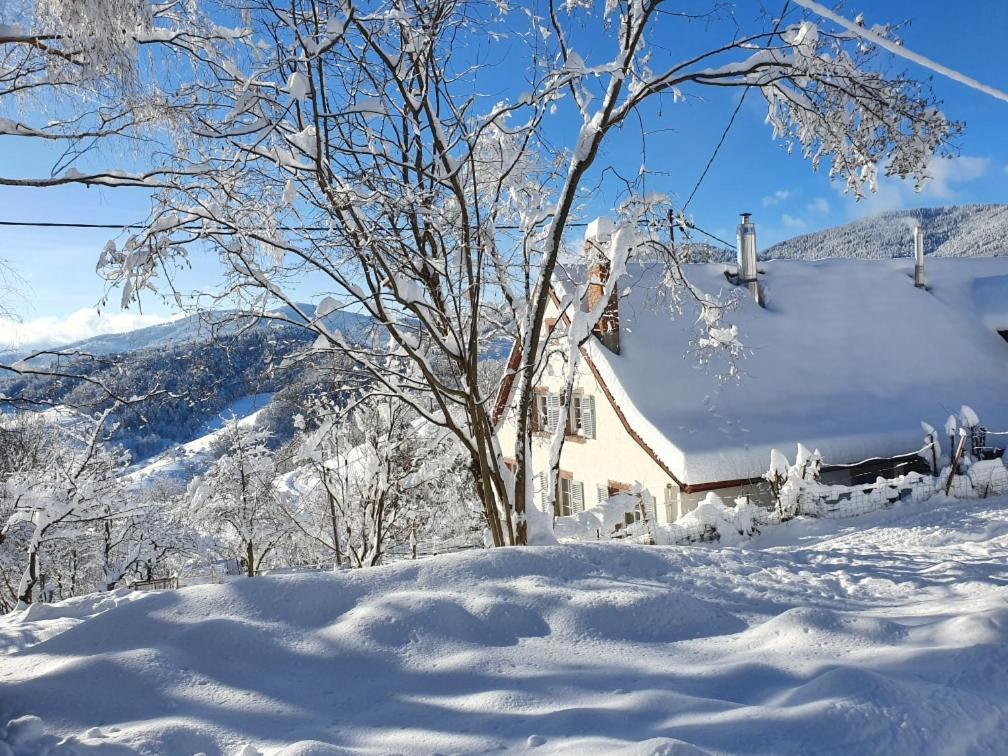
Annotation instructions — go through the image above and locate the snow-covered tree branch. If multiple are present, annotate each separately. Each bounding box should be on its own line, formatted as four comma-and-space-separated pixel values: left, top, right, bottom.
1, 0, 964, 545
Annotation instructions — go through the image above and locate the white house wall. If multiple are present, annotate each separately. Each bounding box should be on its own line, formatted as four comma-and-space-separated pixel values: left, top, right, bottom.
496, 300, 707, 526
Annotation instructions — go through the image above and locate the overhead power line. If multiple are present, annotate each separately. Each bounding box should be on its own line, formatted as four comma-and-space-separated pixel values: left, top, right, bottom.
681, 0, 790, 213
681, 89, 751, 213
0, 217, 735, 248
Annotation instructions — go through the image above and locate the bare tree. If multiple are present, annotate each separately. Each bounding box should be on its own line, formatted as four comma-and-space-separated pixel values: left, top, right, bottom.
0, 410, 130, 606
2, 0, 962, 545
189, 422, 289, 576
286, 392, 472, 567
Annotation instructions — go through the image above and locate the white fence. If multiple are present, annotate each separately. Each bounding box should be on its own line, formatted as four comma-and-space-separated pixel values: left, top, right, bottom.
384, 535, 482, 562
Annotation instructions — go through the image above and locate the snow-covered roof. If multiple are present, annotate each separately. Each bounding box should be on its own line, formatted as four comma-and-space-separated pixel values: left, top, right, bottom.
562, 257, 1008, 486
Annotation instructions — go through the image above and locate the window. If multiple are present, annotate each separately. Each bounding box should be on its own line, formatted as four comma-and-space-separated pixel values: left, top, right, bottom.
532, 392, 559, 432
533, 393, 548, 432
569, 394, 596, 439
532, 391, 595, 439
558, 477, 573, 516
539, 472, 584, 516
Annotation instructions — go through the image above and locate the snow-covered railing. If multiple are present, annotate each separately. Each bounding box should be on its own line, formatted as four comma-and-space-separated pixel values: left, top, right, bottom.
384, 535, 482, 562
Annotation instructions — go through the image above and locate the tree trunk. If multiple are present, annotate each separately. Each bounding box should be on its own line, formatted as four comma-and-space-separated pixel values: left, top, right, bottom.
326, 478, 343, 568
245, 541, 255, 577
466, 398, 508, 546
17, 547, 38, 606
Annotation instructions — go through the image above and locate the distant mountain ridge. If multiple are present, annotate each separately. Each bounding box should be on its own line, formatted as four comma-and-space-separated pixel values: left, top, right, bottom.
0, 305, 377, 362
763, 204, 1008, 261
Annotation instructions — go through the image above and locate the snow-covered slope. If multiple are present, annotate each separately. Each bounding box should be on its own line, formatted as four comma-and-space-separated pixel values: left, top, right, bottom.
763, 203, 1008, 260
2, 496, 1006, 754
126, 393, 274, 484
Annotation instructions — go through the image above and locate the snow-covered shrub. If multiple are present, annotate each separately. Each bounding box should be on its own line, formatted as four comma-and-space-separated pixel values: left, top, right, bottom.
763, 445, 822, 520
554, 490, 653, 542
666, 493, 762, 546
763, 449, 792, 517
967, 460, 1008, 497
795, 444, 823, 483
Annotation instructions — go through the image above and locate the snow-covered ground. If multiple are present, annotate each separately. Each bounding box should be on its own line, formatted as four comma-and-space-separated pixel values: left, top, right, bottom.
1, 496, 1007, 755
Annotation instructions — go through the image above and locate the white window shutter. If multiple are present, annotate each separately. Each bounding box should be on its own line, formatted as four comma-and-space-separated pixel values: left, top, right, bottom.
572, 481, 584, 513
546, 393, 561, 432
535, 472, 548, 508
582, 395, 596, 439
597, 484, 608, 506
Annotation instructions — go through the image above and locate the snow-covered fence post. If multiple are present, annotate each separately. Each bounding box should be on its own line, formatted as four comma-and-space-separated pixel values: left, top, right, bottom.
960, 405, 985, 459
945, 428, 969, 496
920, 422, 941, 476
945, 414, 958, 467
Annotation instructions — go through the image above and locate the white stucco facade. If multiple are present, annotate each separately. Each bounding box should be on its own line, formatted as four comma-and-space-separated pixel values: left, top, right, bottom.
495, 297, 704, 526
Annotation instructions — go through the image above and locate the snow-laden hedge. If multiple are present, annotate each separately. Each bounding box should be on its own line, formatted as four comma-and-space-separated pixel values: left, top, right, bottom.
554, 406, 1008, 548
660, 443, 1008, 547
658, 493, 765, 546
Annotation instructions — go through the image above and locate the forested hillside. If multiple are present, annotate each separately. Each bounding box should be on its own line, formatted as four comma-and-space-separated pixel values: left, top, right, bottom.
763, 204, 1008, 260
1, 323, 314, 459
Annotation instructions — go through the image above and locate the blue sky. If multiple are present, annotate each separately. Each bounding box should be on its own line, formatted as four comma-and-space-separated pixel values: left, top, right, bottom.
1, 0, 1006, 348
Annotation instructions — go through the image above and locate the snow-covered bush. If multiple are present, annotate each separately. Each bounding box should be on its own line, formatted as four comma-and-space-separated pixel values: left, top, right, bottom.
763, 445, 822, 520
666, 493, 763, 546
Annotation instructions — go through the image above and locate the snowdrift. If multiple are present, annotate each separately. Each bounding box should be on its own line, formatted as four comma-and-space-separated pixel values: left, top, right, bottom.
2, 497, 1008, 754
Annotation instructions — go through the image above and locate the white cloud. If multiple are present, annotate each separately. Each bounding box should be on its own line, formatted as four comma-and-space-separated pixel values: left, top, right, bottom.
843, 155, 991, 216
781, 213, 806, 228
920, 155, 990, 199
807, 198, 830, 214
762, 189, 791, 207
0, 309, 180, 351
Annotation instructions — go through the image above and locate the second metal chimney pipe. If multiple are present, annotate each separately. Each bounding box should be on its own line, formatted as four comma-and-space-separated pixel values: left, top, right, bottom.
737, 212, 761, 305
914, 226, 926, 288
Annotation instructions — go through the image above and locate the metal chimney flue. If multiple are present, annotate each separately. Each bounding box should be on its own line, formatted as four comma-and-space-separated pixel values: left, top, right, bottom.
736, 212, 761, 305
913, 226, 926, 288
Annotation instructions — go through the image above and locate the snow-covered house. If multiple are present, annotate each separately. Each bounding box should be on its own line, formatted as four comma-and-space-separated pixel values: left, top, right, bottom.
494, 217, 1008, 525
